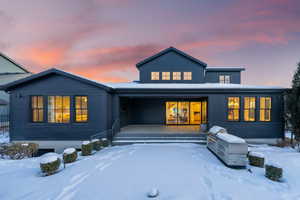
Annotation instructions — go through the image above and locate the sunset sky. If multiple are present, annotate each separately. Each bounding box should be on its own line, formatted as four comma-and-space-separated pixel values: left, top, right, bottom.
0, 0, 300, 86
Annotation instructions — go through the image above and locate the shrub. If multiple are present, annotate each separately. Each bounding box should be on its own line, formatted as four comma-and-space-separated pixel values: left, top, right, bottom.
265, 164, 283, 181
91, 139, 101, 151
101, 138, 109, 148
248, 152, 265, 168
40, 155, 61, 176
81, 141, 92, 156
2, 142, 39, 159
63, 148, 77, 163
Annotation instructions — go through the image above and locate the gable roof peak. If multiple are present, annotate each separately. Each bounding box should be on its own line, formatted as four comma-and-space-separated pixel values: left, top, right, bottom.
136, 46, 207, 68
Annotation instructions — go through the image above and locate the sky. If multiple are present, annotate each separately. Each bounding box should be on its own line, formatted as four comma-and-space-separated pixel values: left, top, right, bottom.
0, 0, 300, 87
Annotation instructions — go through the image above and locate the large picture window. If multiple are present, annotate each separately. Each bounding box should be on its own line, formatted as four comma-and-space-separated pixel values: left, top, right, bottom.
260, 97, 271, 121
75, 96, 88, 122
31, 96, 44, 122
48, 96, 70, 123
244, 97, 256, 121
228, 97, 240, 121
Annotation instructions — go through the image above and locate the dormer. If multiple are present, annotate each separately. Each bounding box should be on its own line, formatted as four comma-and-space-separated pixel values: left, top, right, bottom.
136, 47, 207, 83
205, 67, 245, 84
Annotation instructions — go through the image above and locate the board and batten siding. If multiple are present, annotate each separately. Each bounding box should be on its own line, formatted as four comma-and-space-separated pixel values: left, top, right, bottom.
9, 74, 112, 141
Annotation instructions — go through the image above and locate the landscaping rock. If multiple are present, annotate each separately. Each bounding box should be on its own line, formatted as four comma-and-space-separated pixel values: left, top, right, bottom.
91, 139, 102, 151
265, 163, 283, 182
248, 152, 265, 168
81, 141, 92, 156
63, 148, 77, 163
40, 155, 61, 176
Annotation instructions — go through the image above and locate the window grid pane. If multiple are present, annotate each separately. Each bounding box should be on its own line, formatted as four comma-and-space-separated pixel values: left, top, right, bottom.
173, 72, 181, 80
32, 96, 44, 122
228, 97, 239, 121
48, 96, 70, 123
162, 72, 170, 80
260, 97, 271, 121
183, 72, 192, 80
151, 72, 160, 80
244, 97, 256, 121
75, 96, 88, 122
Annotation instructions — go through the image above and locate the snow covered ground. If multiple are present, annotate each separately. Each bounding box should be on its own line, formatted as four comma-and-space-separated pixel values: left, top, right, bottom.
0, 132, 9, 144
0, 144, 299, 200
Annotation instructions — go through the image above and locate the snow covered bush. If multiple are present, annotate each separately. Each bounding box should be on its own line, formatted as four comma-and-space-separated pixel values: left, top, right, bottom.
81, 141, 92, 156
63, 148, 77, 163
265, 163, 283, 181
92, 139, 101, 151
1, 142, 39, 159
40, 155, 61, 176
101, 138, 109, 147
248, 152, 265, 168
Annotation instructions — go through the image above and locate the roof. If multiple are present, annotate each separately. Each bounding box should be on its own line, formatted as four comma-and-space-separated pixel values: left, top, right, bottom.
136, 47, 207, 68
3, 68, 112, 92
206, 67, 245, 72
106, 82, 286, 90
0, 52, 31, 73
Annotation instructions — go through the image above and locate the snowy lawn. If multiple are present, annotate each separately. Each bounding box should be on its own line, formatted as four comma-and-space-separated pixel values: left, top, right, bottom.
0, 144, 300, 200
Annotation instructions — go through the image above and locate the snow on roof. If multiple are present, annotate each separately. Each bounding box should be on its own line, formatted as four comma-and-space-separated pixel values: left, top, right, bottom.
206, 66, 245, 71
105, 82, 285, 90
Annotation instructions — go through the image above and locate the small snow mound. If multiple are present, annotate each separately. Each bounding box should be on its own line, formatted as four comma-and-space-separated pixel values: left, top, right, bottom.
91, 139, 100, 142
82, 141, 91, 145
101, 138, 107, 141
249, 151, 264, 158
21, 143, 29, 146
266, 160, 281, 168
63, 148, 76, 155
147, 188, 159, 198
209, 126, 227, 134
40, 155, 59, 164
42, 152, 59, 158
217, 133, 246, 143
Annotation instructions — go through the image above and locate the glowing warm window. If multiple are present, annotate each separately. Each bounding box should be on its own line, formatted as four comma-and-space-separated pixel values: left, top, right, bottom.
162, 72, 170, 80
228, 97, 240, 121
219, 75, 230, 84
151, 72, 160, 80
75, 96, 88, 122
31, 96, 44, 122
173, 72, 181, 80
48, 96, 70, 123
260, 97, 271, 121
244, 97, 256, 121
184, 72, 192, 80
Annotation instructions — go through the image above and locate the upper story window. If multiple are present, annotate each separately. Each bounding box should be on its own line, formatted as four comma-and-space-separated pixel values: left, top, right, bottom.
260, 97, 271, 121
75, 96, 88, 122
162, 72, 170, 80
173, 72, 181, 80
227, 97, 240, 121
31, 96, 44, 122
183, 72, 192, 80
244, 97, 256, 121
48, 96, 70, 123
219, 75, 230, 84
151, 72, 160, 80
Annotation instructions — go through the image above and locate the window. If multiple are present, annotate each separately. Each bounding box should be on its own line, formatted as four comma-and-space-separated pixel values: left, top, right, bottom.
227, 97, 240, 121
162, 72, 170, 80
48, 96, 70, 123
260, 97, 271, 121
244, 97, 256, 121
173, 72, 181, 80
151, 72, 160, 80
219, 75, 230, 84
75, 96, 88, 122
31, 96, 44, 122
184, 72, 192, 80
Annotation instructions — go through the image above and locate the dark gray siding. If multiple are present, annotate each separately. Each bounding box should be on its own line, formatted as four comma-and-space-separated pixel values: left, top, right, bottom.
205, 71, 241, 84
9, 74, 112, 141
117, 90, 284, 139
139, 51, 206, 83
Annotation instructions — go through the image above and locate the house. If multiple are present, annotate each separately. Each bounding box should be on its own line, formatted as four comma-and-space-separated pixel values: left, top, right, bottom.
0, 53, 31, 132
3, 47, 286, 152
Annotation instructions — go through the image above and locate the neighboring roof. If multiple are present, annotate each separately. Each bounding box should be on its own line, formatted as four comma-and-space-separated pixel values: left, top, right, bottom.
206, 67, 245, 72
3, 68, 112, 92
136, 47, 207, 68
0, 52, 31, 73
0, 73, 31, 86
105, 82, 286, 90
